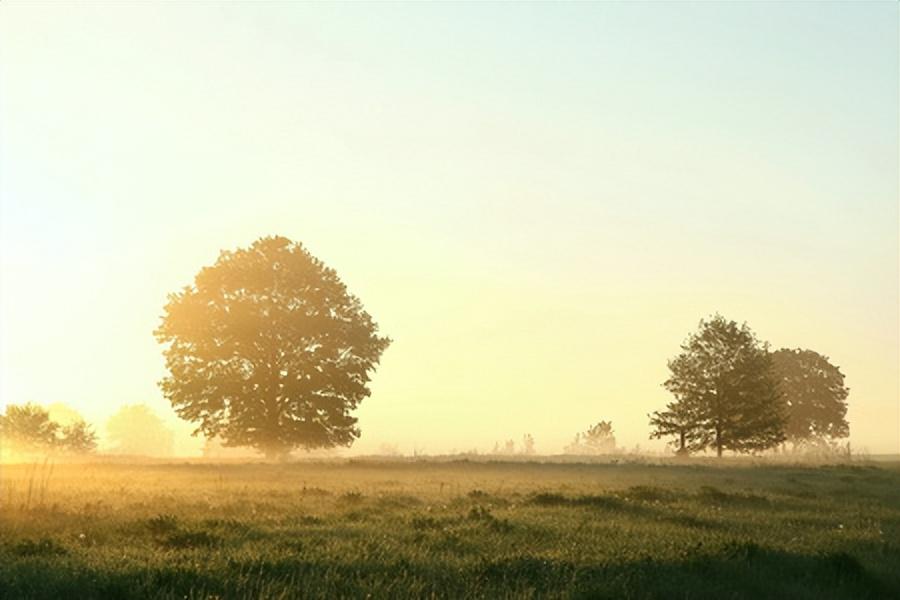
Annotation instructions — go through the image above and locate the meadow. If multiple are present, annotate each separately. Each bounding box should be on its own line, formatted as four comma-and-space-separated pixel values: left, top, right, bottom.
1, 458, 898, 599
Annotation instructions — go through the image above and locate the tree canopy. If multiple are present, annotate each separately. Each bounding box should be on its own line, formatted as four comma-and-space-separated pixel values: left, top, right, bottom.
651, 315, 786, 457
58, 421, 99, 454
771, 348, 849, 444
0, 403, 58, 452
0, 403, 97, 456
648, 400, 704, 456
154, 236, 390, 460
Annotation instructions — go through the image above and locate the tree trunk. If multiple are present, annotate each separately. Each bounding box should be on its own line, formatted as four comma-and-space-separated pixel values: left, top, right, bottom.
715, 426, 722, 457
679, 430, 685, 452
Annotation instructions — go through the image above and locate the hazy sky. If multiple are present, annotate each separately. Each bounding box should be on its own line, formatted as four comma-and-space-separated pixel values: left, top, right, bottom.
1, 2, 897, 455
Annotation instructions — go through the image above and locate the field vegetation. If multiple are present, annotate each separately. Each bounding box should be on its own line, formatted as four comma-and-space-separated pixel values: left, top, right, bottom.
2, 458, 898, 599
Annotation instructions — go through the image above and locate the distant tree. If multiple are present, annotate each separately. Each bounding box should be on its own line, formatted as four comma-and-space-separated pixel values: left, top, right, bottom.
656, 315, 785, 457
0, 403, 58, 453
106, 404, 174, 457
771, 348, 849, 445
0, 403, 99, 456
154, 236, 390, 460
565, 421, 616, 455
58, 421, 98, 454
521, 433, 535, 455
491, 440, 516, 455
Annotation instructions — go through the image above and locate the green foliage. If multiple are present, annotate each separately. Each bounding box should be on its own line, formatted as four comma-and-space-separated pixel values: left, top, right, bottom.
653, 315, 786, 456
154, 236, 391, 459
772, 348, 850, 443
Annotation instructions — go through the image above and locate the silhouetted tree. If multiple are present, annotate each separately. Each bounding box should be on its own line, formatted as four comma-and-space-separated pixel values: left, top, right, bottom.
771, 348, 849, 445
154, 236, 391, 460
0, 403, 58, 453
0, 403, 99, 456
106, 404, 174, 457
649, 401, 703, 456
658, 315, 785, 457
58, 421, 98, 454
565, 421, 616, 455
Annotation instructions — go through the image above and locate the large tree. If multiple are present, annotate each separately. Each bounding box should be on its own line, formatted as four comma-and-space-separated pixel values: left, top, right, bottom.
653, 315, 786, 457
771, 348, 849, 445
154, 236, 391, 460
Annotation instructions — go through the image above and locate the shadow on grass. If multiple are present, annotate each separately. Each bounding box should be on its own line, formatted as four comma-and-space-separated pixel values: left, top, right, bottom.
526, 492, 722, 531
2, 541, 894, 599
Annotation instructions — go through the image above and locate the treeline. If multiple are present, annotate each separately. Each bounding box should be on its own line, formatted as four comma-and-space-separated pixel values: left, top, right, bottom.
486, 423, 618, 457
0, 404, 97, 454
649, 314, 849, 457
1, 312, 851, 462
147, 237, 857, 462
0, 403, 176, 458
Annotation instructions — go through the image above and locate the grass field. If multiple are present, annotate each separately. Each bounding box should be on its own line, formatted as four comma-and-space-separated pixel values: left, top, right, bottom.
1, 458, 898, 599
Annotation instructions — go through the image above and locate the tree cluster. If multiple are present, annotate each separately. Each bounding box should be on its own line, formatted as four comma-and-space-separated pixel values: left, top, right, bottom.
491, 434, 536, 456
650, 315, 850, 457
151, 238, 852, 462
564, 421, 617, 455
0, 403, 98, 455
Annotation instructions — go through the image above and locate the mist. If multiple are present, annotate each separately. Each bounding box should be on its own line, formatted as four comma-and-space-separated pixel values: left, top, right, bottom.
1, 2, 897, 598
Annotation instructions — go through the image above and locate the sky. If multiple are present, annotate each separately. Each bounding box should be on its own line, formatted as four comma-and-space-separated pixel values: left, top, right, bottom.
1, 2, 897, 455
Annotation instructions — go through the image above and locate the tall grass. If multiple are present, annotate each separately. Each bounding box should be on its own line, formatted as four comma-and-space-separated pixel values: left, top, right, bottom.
4, 457, 56, 511
1, 459, 898, 599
